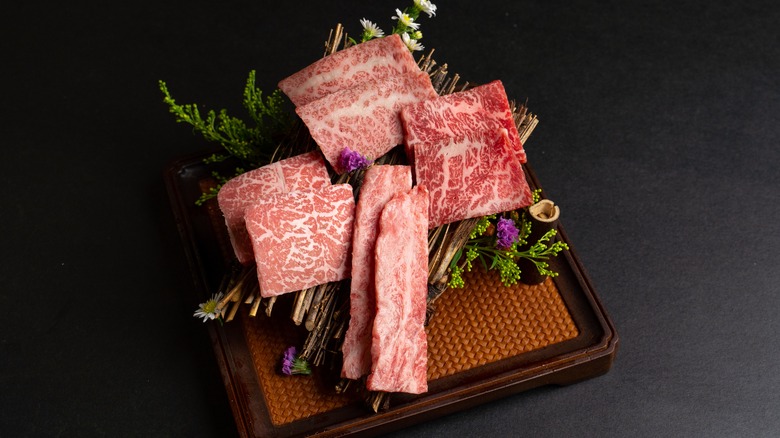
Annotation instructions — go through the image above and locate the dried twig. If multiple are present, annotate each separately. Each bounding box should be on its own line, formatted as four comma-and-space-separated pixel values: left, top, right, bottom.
291, 287, 312, 326
305, 284, 329, 331
368, 391, 390, 413
265, 296, 276, 317
249, 292, 262, 317
427, 218, 480, 295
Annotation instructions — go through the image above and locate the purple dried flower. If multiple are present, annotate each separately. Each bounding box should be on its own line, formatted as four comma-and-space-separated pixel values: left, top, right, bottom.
338, 147, 372, 173
280, 346, 312, 376
495, 217, 519, 250
281, 346, 296, 375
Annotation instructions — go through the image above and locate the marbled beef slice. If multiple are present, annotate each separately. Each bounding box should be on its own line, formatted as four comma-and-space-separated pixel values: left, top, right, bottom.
415, 128, 533, 229
366, 185, 429, 394
278, 34, 420, 107
244, 184, 354, 297
401, 80, 526, 165
217, 151, 330, 265
296, 70, 437, 174
341, 165, 413, 380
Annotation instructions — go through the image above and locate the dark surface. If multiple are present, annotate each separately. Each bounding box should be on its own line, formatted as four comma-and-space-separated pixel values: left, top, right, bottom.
2, 1, 778, 437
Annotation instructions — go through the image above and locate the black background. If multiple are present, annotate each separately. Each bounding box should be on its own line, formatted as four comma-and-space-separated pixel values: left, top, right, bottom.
3, 0, 779, 436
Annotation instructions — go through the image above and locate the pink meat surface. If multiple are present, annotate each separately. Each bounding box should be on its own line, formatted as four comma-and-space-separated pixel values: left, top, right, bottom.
244, 184, 354, 297
415, 128, 533, 229
278, 34, 421, 107
400, 80, 526, 165
296, 70, 437, 174
341, 165, 413, 380
217, 151, 331, 265
366, 185, 429, 394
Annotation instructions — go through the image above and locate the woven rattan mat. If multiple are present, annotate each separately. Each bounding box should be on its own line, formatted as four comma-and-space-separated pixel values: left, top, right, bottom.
240, 310, 359, 426
427, 268, 579, 380
240, 267, 578, 426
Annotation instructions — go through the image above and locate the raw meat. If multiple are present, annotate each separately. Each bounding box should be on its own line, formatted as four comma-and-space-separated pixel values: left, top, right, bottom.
217, 151, 331, 265
366, 185, 429, 394
400, 80, 526, 165
341, 165, 413, 380
278, 34, 421, 107
296, 70, 437, 174
414, 128, 533, 229
244, 184, 355, 297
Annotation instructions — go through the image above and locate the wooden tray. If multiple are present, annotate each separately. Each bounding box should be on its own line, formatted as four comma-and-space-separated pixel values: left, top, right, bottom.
164, 151, 618, 437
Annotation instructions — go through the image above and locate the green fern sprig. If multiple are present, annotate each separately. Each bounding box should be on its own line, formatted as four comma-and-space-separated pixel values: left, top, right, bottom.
159, 70, 291, 167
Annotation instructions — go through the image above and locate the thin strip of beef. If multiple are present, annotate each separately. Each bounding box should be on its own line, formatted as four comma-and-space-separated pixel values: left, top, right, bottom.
367, 185, 429, 394
341, 165, 413, 380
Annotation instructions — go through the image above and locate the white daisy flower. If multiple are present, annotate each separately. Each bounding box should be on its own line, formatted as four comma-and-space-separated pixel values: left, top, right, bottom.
193, 292, 225, 322
414, 0, 437, 18
392, 8, 421, 30
401, 32, 424, 52
360, 18, 385, 39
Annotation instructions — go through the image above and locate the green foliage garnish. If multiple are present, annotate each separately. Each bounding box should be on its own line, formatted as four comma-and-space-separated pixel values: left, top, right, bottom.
493, 254, 522, 286
514, 229, 570, 277
159, 70, 291, 167
469, 215, 495, 239
447, 202, 570, 288
449, 229, 525, 288
448, 263, 466, 289
531, 188, 543, 204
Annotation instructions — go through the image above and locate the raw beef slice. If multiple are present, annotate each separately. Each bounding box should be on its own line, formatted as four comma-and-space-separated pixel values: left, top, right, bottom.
366, 185, 429, 394
278, 34, 421, 107
296, 70, 438, 174
415, 128, 533, 229
244, 184, 354, 297
401, 80, 526, 165
217, 151, 331, 265
341, 165, 413, 380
